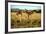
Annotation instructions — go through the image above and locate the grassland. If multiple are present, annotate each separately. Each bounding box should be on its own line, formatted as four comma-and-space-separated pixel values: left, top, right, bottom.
11, 9, 41, 28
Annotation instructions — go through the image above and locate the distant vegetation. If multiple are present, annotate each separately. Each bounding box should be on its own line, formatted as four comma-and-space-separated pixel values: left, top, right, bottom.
11, 8, 41, 28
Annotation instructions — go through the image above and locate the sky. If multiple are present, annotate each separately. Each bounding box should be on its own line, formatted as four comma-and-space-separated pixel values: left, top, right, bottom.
11, 5, 41, 10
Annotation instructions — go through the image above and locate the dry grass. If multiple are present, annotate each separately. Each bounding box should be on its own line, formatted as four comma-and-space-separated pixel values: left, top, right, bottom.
11, 12, 41, 28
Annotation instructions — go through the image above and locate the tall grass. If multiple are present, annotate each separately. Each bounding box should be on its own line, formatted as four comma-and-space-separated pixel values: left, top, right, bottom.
11, 9, 41, 28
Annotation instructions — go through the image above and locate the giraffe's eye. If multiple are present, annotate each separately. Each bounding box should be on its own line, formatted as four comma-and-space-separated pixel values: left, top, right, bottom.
27, 22, 30, 23
17, 20, 20, 23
